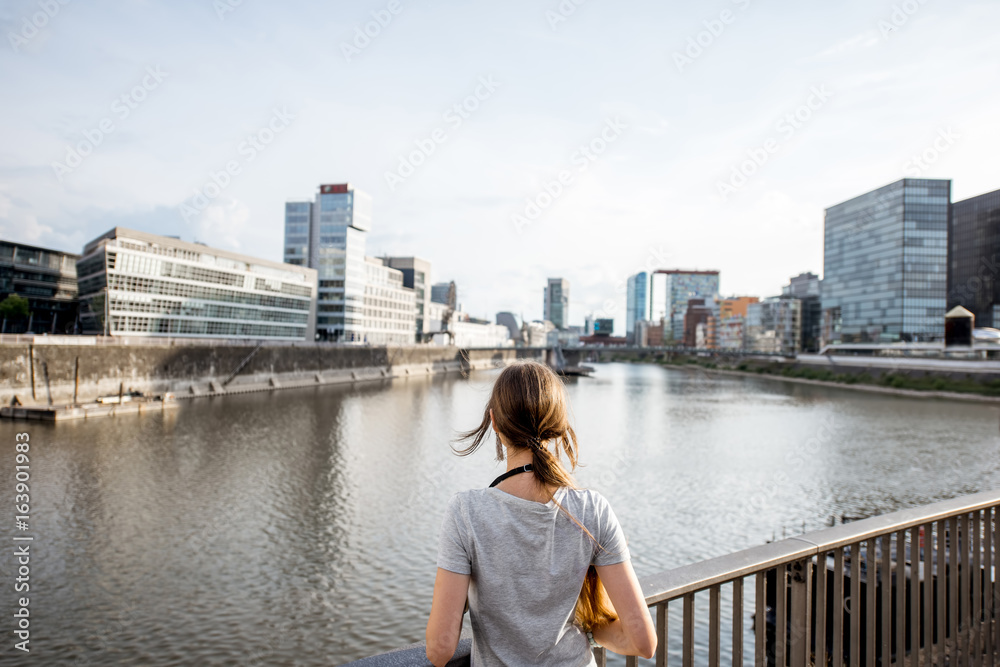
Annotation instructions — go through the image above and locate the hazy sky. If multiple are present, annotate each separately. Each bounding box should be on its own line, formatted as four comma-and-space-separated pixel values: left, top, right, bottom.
2, 0, 998, 332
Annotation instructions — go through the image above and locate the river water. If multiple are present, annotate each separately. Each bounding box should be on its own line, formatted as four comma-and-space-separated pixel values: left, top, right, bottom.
1, 362, 998, 665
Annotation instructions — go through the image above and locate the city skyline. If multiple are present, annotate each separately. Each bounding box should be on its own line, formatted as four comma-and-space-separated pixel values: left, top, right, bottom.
2, 0, 999, 333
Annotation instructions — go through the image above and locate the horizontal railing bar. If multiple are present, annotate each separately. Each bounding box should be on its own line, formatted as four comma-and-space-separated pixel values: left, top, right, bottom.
641, 489, 1000, 606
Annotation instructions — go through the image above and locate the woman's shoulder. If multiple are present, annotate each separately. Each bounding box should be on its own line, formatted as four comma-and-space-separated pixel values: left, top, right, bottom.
560, 486, 614, 512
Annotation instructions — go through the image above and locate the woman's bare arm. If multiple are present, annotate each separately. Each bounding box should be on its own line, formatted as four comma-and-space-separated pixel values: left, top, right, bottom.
426, 568, 470, 666
592, 560, 656, 659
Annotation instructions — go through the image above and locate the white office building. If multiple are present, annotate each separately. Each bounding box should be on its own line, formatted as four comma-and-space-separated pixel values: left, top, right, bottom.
362, 257, 416, 345
77, 228, 317, 340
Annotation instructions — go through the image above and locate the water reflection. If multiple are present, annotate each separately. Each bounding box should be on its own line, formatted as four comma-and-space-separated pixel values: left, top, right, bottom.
0, 363, 998, 665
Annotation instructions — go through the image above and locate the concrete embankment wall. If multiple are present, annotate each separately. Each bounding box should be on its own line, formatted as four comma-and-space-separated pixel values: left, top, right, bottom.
0, 342, 544, 405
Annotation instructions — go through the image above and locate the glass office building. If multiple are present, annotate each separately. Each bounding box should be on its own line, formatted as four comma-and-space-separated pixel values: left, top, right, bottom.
77, 228, 317, 340
822, 178, 950, 343
948, 188, 1000, 327
543, 278, 569, 330
283, 183, 373, 342
0, 240, 79, 334
652, 270, 720, 342
626, 272, 648, 337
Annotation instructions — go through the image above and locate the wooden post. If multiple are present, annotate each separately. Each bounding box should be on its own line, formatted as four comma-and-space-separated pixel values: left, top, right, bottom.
29, 343, 35, 401
73, 356, 80, 405
118, 381, 123, 404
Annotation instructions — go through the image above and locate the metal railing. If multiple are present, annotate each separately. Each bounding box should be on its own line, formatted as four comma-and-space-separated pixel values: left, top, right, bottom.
597, 488, 999, 667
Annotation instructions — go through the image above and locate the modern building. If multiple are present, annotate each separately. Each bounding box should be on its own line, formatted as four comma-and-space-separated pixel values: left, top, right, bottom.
746, 296, 801, 355
948, 187, 1000, 326
822, 178, 950, 344
362, 257, 416, 345
682, 299, 714, 347
584, 313, 595, 337
284, 183, 372, 342
77, 228, 317, 340
431, 281, 456, 308
593, 319, 614, 336
783, 273, 821, 352
496, 312, 523, 344
383, 256, 431, 342
522, 320, 556, 347
543, 278, 569, 330
650, 270, 720, 342
626, 272, 648, 339
0, 240, 79, 334
714, 296, 759, 349
431, 309, 510, 347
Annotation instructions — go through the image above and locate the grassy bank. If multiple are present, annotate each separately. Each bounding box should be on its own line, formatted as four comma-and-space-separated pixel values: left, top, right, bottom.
603, 353, 1000, 398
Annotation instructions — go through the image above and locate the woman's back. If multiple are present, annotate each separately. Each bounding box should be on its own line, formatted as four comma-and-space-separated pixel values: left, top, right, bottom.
437, 486, 630, 665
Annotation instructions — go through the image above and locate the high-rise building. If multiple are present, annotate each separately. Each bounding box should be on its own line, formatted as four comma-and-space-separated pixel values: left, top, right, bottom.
782, 273, 821, 352
284, 183, 372, 342
649, 270, 720, 342
77, 228, 316, 340
822, 178, 950, 344
0, 240, 79, 334
383, 256, 432, 341
543, 278, 569, 330
626, 272, 648, 338
948, 187, 1000, 327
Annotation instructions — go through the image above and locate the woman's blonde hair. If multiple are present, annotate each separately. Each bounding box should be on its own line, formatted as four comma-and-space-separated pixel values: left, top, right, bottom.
455, 359, 618, 632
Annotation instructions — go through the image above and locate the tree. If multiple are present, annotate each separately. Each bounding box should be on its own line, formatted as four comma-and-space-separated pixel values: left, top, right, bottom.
0, 294, 29, 321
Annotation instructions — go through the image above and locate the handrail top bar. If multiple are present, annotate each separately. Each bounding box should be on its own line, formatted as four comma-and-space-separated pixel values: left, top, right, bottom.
640, 487, 1000, 606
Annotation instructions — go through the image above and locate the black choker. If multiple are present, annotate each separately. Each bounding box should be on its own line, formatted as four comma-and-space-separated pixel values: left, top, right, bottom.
489, 464, 533, 488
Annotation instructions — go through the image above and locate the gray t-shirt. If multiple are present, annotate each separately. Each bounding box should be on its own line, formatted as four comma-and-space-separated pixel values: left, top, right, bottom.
436, 485, 631, 666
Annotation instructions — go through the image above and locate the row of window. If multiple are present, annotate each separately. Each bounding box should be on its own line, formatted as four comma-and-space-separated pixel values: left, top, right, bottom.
106, 274, 311, 311
110, 315, 305, 339
108, 296, 309, 324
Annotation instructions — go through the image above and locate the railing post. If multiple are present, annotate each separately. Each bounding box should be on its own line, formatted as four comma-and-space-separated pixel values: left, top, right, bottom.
789, 558, 811, 667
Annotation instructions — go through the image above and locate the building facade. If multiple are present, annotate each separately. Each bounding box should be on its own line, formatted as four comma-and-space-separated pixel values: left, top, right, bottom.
383, 256, 431, 341
948, 187, 1000, 327
746, 296, 802, 355
782, 273, 821, 352
362, 257, 416, 345
431, 281, 456, 307
0, 240, 79, 334
626, 272, 648, 338
77, 228, 317, 340
543, 278, 569, 330
495, 311, 523, 344
822, 178, 950, 344
651, 270, 720, 342
284, 183, 372, 342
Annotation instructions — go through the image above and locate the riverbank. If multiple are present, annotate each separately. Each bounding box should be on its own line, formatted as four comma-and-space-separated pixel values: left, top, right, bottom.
602, 352, 1000, 402
0, 341, 541, 407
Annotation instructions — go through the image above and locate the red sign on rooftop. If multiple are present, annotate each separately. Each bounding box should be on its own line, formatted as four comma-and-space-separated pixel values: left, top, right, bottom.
320, 184, 349, 194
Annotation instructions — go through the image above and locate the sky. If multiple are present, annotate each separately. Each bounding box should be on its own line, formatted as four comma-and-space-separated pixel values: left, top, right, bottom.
1, 0, 998, 333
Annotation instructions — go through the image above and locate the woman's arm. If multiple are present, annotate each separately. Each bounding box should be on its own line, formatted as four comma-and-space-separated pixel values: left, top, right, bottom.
592, 560, 656, 659
426, 568, 470, 667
